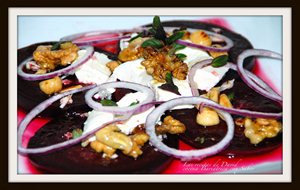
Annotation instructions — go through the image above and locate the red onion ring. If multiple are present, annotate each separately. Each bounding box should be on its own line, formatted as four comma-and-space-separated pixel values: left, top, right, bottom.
60, 27, 146, 46
188, 59, 213, 96
145, 96, 234, 161
17, 46, 94, 81
237, 49, 282, 103
72, 35, 131, 46
85, 81, 155, 115
227, 62, 280, 99
17, 84, 136, 155
188, 59, 282, 118
189, 59, 280, 98
205, 102, 282, 119
176, 29, 234, 52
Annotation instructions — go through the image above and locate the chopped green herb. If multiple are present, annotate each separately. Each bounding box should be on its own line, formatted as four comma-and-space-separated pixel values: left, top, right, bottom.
159, 72, 180, 95
227, 92, 235, 100
176, 53, 187, 60
100, 99, 118, 106
72, 129, 83, 139
141, 38, 164, 49
195, 136, 205, 144
211, 55, 228, 68
129, 100, 140, 106
166, 31, 185, 45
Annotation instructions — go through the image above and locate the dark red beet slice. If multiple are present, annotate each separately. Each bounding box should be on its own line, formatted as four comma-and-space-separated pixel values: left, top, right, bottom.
166, 69, 282, 156
27, 109, 178, 174
17, 42, 118, 116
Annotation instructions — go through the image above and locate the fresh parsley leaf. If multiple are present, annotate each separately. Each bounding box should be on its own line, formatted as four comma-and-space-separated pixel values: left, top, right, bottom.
159, 72, 180, 95
176, 53, 187, 60
211, 55, 228, 68
100, 99, 118, 106
166, 31, 185, 45
129, 100, 140, 106
141, 38, 164, 49
72, 129, 83, 139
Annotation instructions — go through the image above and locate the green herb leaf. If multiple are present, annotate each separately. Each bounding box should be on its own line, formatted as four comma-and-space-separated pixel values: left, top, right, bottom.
211, 55, 228, 68
51, 41, 63, 51
227, 92, 235, 100
141, 38, 164, 49
173, 43, 186, 51
129, 100, 140, 106
168, 43, 186, 55
165, 72, 172, 83
148, 28, 156, 35
100, 99, 118, 106
166, 31, 185, 45
152, 16, 160, 30
72, 129, 83, 139
152, 16, 167, 42
129, 33, 142, 42
176, 53, 187, 60
159, 72, 180, 95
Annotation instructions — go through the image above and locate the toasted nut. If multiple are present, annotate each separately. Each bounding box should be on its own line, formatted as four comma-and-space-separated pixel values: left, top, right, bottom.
207, 87, 220, 103
256, 118, 270, 125
190, 30, 212, 46
106, 61, 120, 72
95, 125, 133, 154
124, 141, 143, 159
209, 44, 228, 58
155, 116, 186, 134
35, 69, 47, 74
90, 140, 104, 153
196, 107, 220, 126
39, 76, 62, 95
130, 133, 149, 146
90, 140, 116, 158
118, 47, 140, 62
219, 94, 233, 108
60, 85, 83, 93
182, 31, 191, 40
244, 118, 282, 144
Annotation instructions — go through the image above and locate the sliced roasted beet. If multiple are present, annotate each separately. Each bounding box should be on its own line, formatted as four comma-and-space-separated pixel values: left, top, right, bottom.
168, 69, 282, 156
17, 42, 118, 116
111, 88, 136, 102
167, 108, 282, 156
27, 109, 178, 174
